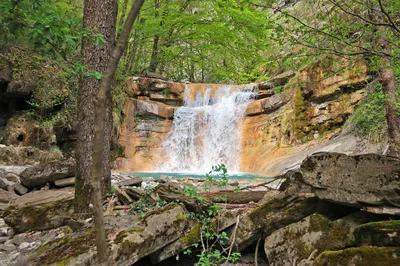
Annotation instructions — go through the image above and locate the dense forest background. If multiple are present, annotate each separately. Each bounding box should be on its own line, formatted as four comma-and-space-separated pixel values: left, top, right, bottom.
0, 0, 399, 149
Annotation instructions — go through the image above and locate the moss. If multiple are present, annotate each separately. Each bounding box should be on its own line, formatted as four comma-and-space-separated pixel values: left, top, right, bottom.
176, 213, 187, 221
143, 203, 178, 218
183, 223, 201, 245
292, 87, 311, 142
56, 257, 73, 266
4, 198, 74, 233
249, 197, 319, 235
354, 220, 400, 246
33, 243, 51, 255
314, 246, 400, 266
308, 214, 331, 233
355, 220, 400, 231
31, 229, 98, 265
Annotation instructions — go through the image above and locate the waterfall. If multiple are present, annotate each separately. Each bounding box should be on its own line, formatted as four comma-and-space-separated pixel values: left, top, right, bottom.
159, 84, 257, 173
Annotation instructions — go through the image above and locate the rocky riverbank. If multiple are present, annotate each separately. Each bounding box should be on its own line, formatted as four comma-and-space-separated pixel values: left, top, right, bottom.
0, 152, 399, 265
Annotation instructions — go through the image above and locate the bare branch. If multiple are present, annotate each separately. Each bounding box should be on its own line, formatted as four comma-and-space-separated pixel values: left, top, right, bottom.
378, 0, 400, 34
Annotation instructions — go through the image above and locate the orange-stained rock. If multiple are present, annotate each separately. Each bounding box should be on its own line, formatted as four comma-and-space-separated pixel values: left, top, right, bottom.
115, 64, 374, 176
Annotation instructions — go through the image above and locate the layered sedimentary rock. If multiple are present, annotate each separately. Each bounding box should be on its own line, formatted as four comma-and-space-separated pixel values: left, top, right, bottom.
115, 60, 378, 175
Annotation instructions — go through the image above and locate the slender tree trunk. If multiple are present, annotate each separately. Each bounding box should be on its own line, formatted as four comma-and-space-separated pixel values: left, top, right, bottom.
149, 0, 160, 72
380, 67, 400, 157
90, 0, 144, 263
75, 0, 117, 217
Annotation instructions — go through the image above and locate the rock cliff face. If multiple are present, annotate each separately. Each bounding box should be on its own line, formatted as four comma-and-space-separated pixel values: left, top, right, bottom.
115, 61, 381, 175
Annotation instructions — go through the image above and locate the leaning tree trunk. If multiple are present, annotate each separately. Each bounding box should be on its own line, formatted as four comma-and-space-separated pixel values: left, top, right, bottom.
148, 0, 160, 72
380, 67, 400, 157
90, 0, 145, 263
75, 0, 118, 216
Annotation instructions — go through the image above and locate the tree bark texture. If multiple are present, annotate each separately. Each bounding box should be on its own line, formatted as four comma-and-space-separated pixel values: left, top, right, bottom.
75, 0, 118, 216
380, 67, 400, 157
149, 0, 160, 72
90, 0, 144, 263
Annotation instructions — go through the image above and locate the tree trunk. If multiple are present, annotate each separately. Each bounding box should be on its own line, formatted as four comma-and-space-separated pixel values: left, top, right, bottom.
380, 67, 400, 157
149, 0, 160, 72
75, 0, 117, 217
90, 0, 144, 263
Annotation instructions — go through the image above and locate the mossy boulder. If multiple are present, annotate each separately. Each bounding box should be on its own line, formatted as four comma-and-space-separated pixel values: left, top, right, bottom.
234, 194, 319, 250
150, 209, 238, 263
313, 246, 400, 266
354, 220, 400, 247
3, 189, 74, 233
264, 214, 355, 266
109, 203, 189, 266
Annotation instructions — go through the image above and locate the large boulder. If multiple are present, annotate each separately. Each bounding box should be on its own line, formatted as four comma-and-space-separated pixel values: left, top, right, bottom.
354, 220, 400, 247
233, 194, 319, 250
28, 203, 189, 266
264, 212, 375, 266
314, 246, 400, 266
3, 189, 74, 233
20, 160, 75, 189
299, 152, 400, 207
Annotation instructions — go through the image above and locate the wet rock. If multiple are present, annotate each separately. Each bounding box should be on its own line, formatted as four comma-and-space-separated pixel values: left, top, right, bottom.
20, 160, 75, 189
135, 99, 174, 119
300, 153, 400, 207
3, 189, 74, 233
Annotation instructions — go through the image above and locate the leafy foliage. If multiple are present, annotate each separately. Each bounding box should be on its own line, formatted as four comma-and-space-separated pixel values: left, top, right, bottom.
119, 0, 273, 83
348, 81, 388, 142
184, 164, 241, 266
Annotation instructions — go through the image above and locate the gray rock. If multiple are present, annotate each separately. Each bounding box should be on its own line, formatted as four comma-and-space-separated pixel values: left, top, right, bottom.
12, 233, 32, 246
0, 236, 9, 244
4, 189, 74, 233
18, 242, 30, 250
262, 94, 285, 113
0, 189, 18, 203
258, 70, 295, 90
12, 184, 28, 195
300, 152, 400, 208
20, 160, 75, 188
264, 214, 354, 266
54, 177, 75, 187
115, 176, 143, 187
0, 177, 14, 189
4, 173, 20, 183
1, 243, 16, 252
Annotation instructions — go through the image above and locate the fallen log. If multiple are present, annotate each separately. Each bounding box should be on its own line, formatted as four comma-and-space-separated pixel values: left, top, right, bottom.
203, 191, 266, 204
156, 182, 212, 213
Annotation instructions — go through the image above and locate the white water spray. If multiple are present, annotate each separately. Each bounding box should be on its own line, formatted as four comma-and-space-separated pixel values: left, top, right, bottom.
159, 84, 257, 173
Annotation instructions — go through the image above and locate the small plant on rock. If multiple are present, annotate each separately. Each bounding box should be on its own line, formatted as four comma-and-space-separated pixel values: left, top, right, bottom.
184, 164, 241, 266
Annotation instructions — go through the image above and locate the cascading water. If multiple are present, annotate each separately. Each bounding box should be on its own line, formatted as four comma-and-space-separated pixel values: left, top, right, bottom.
159, 84, 257, 173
